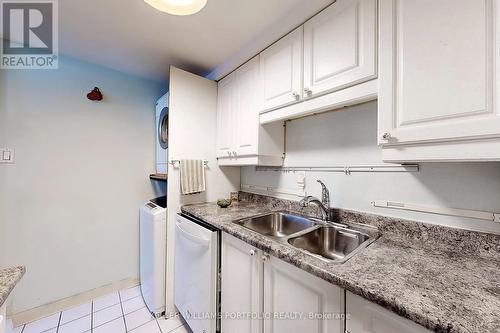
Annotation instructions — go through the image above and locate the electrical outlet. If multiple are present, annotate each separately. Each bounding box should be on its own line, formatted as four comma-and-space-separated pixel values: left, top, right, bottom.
296, 171, 306, 189
0, 148, 15, 164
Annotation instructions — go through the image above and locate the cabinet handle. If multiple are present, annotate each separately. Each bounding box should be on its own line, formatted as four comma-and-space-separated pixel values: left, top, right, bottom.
304, 88, 312, 97
262, 254, 270, 262
292, 92, 300, 100
249, 250, 256, 256
381, 132, 392, 141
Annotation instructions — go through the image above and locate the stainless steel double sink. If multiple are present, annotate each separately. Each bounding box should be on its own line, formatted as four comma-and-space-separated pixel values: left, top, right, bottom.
233, 211, 377, 264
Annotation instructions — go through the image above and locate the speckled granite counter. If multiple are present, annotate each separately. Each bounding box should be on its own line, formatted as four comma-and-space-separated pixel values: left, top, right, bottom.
0, 266, 25, 307
181, 193, 500, 333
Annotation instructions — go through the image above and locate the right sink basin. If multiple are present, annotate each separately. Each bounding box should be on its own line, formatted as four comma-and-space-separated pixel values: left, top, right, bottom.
288, 226, 373, 263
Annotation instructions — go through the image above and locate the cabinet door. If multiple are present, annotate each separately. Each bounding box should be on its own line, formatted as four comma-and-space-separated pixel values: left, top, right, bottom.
260, 26, 303, 112
216, 73, 237, 158
235, 56, 260, 156
303, 0, 377, 98
346, 292, 432, 333
221, 234, 263, 333
263, 256, 343, 333
378, 0, 500, 146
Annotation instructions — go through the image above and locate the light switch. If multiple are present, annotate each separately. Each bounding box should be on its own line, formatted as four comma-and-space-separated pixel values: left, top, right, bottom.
0, 148, 14, 164
3, 150, 10, 160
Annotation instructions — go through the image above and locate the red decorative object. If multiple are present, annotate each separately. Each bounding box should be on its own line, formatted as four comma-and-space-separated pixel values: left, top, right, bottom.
87, 87, 103, 101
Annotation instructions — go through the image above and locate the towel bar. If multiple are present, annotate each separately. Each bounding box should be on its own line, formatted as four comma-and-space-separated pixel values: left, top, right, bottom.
169, 159, 208, 166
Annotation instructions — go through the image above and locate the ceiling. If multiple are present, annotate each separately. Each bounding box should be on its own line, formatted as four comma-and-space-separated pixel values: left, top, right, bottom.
59, 0, 333, 83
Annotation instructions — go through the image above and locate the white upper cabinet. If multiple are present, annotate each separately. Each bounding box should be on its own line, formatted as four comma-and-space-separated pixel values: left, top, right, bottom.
346, 291, 432, 333
259, 0, 379, 124
216, 72, 237, 159
303, 0, 377, 98
260, 27, 303, 112
235, 57, 260, 156
216, 56, 284, 166
379, 0, 500, 161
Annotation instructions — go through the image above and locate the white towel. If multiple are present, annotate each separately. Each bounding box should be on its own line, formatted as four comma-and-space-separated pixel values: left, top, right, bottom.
180, 159, 206, 195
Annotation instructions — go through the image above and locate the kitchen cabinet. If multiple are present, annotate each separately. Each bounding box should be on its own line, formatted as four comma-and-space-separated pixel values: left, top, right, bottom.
259, 0, 378, 124
216, 56, 284, 166
216, 72, 237, 159
263, 254, 344, 333
303, 0, 377, 98
0, 301, 5, 333
221, 234, 343, 333
346, 291, 432, 333
260, 27, 303, 112
221, 234, 263, 333
378, 0, 500, 162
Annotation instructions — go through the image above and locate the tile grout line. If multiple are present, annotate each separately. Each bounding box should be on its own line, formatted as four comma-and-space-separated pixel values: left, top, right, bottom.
155, 317, 162, 333
56, 311, 62, 333
90, 300, 94, 333
117, 291, 128, 332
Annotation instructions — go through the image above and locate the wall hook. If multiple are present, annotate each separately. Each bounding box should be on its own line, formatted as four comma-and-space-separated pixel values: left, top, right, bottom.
87, 87, 103, 101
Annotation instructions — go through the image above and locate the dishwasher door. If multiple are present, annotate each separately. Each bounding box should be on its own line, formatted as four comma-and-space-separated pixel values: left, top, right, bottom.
174, 213, 218, 333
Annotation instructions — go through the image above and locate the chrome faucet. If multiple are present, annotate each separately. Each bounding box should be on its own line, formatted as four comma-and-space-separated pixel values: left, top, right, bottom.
299, 180, 332, 222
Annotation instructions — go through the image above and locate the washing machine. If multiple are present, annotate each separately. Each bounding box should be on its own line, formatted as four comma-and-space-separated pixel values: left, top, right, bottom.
140, 196, 167, 317
156, 93, 169, 174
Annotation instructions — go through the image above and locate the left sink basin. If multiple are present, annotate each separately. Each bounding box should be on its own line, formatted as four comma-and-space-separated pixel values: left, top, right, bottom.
233, 211, 317, 239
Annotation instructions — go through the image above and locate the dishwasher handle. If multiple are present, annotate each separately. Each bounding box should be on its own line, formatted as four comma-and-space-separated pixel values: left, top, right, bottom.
176, 221, 210, 247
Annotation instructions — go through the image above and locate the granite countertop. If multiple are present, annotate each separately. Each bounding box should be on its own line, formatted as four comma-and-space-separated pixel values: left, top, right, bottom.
0, 266, 25, 307
181, 196, 500, 333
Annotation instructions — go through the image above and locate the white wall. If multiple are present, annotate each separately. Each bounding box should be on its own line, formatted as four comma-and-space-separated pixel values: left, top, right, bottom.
0, 56, 166, 313
242, 102, 500, 234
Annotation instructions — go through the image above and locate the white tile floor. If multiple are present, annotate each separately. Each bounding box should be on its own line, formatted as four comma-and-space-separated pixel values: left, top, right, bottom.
6, 286, 191, 333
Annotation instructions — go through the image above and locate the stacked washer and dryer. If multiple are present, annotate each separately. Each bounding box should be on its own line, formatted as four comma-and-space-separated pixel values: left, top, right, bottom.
139, 93, 169, 317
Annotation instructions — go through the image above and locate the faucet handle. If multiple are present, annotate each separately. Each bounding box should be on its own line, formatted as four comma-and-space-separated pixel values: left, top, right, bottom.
299, 195, 309, 207
316, 180, 330, 205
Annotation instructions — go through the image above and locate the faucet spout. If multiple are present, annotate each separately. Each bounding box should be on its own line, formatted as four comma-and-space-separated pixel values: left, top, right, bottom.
299, 196, 330, 222
300, 179, 332, 222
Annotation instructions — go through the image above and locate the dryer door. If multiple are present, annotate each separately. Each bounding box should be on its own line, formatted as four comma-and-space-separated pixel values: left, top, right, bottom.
158, 107, 169, 149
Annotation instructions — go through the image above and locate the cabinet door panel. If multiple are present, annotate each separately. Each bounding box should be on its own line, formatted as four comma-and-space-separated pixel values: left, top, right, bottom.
221, 234, 263, 333
264, 256, 343, 333
346, 292, 432, 333
303, 0, 377, 97
236, 56, 260, 156
378, 0, 500, 145
260, 27, 303, 112
216, 73, 236, 158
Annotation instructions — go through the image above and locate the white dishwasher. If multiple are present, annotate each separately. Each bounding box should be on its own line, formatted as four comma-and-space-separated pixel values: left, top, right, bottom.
174, 213, 219, 333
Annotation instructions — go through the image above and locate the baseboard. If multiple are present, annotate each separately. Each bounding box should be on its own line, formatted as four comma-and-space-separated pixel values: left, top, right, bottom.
8, 277, 139, 327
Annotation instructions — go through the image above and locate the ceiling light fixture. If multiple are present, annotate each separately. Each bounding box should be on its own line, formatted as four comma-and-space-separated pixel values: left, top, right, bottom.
144, 0, 207, 16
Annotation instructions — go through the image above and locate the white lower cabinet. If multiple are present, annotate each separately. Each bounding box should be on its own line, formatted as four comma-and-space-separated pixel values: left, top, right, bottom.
221, 233, 343, 333
221, 233, 263, 333
0, 301, 6, 333
263, 255, 344, 333
346, 291, 432, 333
